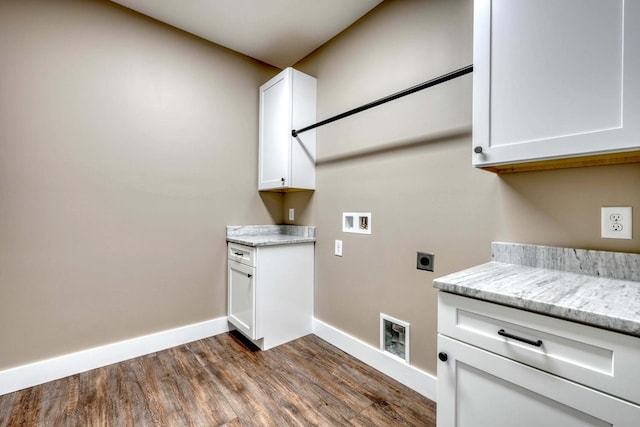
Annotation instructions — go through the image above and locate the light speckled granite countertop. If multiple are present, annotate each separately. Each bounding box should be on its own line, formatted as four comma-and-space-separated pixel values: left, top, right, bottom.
433, 242, 640, 337
226, 225, 316, 247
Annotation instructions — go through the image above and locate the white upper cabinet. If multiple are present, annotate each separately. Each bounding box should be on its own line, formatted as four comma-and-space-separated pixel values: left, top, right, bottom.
472, 0, 640, 172
258, 68, 317, 191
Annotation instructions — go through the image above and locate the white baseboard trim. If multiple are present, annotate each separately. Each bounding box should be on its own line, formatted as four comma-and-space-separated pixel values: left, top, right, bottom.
0, 317, 230, 396
312, 318, 437, 402
1, 317, 437, 401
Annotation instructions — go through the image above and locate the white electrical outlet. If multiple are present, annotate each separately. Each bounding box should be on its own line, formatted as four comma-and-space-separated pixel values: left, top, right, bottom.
288, 208, 295, 221
334, 240, 343, 257
601, 207, 632, 239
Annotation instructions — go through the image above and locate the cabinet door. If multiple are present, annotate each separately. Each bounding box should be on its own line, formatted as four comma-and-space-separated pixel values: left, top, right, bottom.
437, 335, 640, 427
228, 260, 257, 339
259, 70, 291, 190
473, 0, 640, 168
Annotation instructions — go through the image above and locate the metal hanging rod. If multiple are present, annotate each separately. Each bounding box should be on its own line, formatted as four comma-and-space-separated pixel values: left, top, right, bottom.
291, 64, 473, 138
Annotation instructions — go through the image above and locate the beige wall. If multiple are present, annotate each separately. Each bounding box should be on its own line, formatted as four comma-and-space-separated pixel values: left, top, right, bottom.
2, 0, 639, 380
496, 163, 640, 252
289, 0, 640, 376
0, 0, 280, 370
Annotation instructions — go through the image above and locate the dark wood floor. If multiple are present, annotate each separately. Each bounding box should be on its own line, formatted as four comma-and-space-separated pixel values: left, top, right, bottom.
0, 332, 436, 426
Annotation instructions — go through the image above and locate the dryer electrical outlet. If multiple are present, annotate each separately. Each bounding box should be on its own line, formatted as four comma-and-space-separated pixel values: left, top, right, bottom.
417, 252, 435, 272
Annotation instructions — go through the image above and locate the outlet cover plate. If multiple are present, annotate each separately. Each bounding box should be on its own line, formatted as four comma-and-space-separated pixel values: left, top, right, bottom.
334, 240, 343, 257
601, 207, 632, 239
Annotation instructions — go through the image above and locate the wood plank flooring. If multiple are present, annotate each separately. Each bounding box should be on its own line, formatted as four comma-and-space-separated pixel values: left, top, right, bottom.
0, 332, 436, 426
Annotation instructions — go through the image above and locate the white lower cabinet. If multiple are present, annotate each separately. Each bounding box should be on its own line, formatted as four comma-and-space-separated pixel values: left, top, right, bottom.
437, 293, 640, 426
227, 260, 256, 339
438, 335, 638, 427
227, 242, 314, 350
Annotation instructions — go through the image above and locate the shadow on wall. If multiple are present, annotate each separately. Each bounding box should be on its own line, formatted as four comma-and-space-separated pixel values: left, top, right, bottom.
315, 126, 472, 166
258, 191, 285, 223
283, 191, 314, 225
496, 162, 640, 253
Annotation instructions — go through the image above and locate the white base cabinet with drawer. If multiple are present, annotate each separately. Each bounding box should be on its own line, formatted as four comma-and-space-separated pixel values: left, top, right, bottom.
227, 242, 314, 350
437, 293, 640, 427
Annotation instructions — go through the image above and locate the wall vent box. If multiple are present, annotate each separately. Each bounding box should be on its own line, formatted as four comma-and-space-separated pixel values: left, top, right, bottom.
342, 212, 371, 234
380, 313, 410, 364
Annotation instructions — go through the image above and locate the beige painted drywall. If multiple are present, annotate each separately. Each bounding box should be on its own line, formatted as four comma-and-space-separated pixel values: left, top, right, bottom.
2, 0, 638, 381
496, 163, 640, 252
0, 0, 280, 370
288, 0, 640, 376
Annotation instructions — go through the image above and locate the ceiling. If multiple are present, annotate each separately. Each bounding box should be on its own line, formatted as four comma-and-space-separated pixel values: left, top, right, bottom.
110, 0, 383, 69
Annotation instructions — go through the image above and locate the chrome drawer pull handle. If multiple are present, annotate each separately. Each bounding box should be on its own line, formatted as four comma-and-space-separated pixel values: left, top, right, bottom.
498, 329, 543, 347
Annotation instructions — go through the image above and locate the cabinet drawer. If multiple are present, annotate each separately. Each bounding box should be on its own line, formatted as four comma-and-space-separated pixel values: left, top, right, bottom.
228, 243, 255, 267
438, 292, 640, 404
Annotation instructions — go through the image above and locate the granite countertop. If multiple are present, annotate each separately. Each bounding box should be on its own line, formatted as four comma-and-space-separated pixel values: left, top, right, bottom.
226, 225, 316, 247
433, 242, 640, 337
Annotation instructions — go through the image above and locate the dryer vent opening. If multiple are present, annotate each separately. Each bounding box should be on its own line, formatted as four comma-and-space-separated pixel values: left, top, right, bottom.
380, 313, 410, 364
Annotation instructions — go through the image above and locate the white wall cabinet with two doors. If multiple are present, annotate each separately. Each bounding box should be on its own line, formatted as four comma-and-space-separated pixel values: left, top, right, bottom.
472, 0, 640, 172
258, 67, 317, 191
437, 293, 640, 426
227, 242, 314, 350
